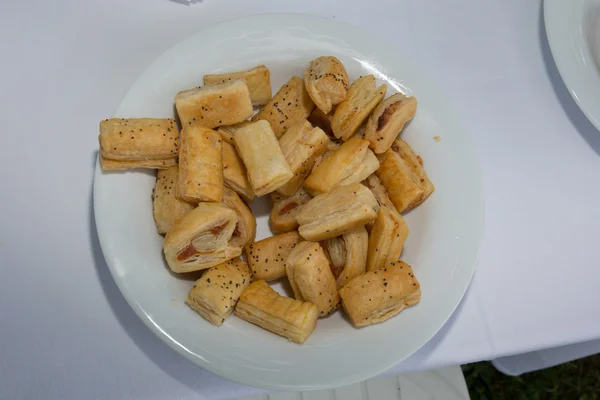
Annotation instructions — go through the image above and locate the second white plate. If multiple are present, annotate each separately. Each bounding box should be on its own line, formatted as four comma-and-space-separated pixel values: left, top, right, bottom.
93, 14, 484, 391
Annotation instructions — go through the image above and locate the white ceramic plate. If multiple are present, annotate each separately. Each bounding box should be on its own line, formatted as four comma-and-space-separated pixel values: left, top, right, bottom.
93, 14, 483, 391
545, 0, 600, 131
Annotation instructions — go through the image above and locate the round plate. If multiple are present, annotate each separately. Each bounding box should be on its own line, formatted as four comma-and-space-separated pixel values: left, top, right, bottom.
93, 14, 483, 391
545, 0, 600, 131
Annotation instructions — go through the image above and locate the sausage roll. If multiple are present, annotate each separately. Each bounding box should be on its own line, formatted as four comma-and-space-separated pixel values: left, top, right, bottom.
338, 149, 380, 187
233, 120, 293, 196
365, 94, 417, 154
175, 79, 253, 129
152, 165, 195, 234
339, 262, 420, 327
377, 139, 434, 213
366, 207, 409, 272
100, 156, 176, 170
330, 226, 369, 288
277, 119, 330, 196
331, 75, 386, 141
164, 203, 242, 273
178, 126, 223, 203
186, 258, 251, 326
204, 65, 271, 106
296, 183, 379, 241
251, 76, 315, 138
99, 118, 179, 161
221, 187, 256, 248
304, 56, 349, 114
235, 280, 319, 343
269, 186, 312, 233
222, 140, 254, 201
391, 138, 435, 204
303, 137, 369, 195
217, 121, 252, 145
286, 241, 340, 316
245, 231, 303, 281
308, 107, 334, 137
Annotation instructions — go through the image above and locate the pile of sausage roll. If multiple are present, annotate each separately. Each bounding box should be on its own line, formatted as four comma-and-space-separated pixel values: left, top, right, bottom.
98, 57, 434, 343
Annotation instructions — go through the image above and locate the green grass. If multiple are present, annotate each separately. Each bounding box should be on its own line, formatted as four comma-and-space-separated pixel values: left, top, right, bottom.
462, 356, 600, 400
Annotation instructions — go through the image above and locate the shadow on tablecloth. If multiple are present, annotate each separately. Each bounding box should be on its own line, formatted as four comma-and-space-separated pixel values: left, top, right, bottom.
88, 152, 266, 400
539, 1, 600, 156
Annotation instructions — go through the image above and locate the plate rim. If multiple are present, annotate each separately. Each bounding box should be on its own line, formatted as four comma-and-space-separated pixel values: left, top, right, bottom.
93, 13, 485, 390
544, 0, 600, 131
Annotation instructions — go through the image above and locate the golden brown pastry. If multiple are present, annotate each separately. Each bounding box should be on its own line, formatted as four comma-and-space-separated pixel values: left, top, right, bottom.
178, 126, 223, 203
303, 137, 369, 195
245, 231, 303, 281
366, 207, 409, 272
304, 56, 349, 114
233, 120, 293, 196
391, 138, 435, 203
175, 79, 253, 129
186, 258, 251, 326
204, 65, 271, 106
333, 226, 369, 288
152, 165, 195, 234
286, 241, 340, 316
331, 75, 386, 141
323, 236, 346, 280
277, 119, 330, 196
221, 188, 256, 248
365, 94, 417, 154
339, 262, 420, 327
338, 149, 380, 187
100, 156, 176, 170
235, 280, 319, 343
377, 139, 434, 213
217, 121, 252, 145
362, 174, 396, 211
163, 203, 242, 273
98, 118, 179, 162
222, 140, 255, 201
251, 76, 315, 138
296, 183, 379, 241
269, 191, 287, 205
269, 187, 312, 233
308, 107, 334, 137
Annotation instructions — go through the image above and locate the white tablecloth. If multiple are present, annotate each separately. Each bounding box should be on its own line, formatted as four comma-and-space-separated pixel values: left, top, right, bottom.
1, 0, 600, 399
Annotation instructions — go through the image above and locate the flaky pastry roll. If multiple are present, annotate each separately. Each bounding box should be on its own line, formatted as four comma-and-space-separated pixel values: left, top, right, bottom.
235, 280, 319, 343
152, 165, 195, 234
204, 65, 271, 106
186, 258, 251, 325
245, 231, 303, 281
269, 187, 312, 234
366, 207, 409, 272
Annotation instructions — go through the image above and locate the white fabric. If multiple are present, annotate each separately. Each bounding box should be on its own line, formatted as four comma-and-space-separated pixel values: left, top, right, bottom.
1, 0, 599, 399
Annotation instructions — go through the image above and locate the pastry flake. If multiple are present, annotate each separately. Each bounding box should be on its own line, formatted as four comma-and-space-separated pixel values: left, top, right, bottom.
186, 258, 251, 325
331, 75, 386, 141
204, 65, 271, 106
339, 261, 420, 327
296, 183, 379, 241
233, 120, 293, 196
365, 94, 417, 154
163, 203, 242, 273
286, 241, 340, 316
251, 76, 315, 138
235, 280, 319, 343
277, 119, 330, 196
245, 231, 303, 281
304, 56, 349, 114
175, 79, 253, 129
152, 165, 195, 234
178, 126, 224, 203
99, 118, 179, 162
